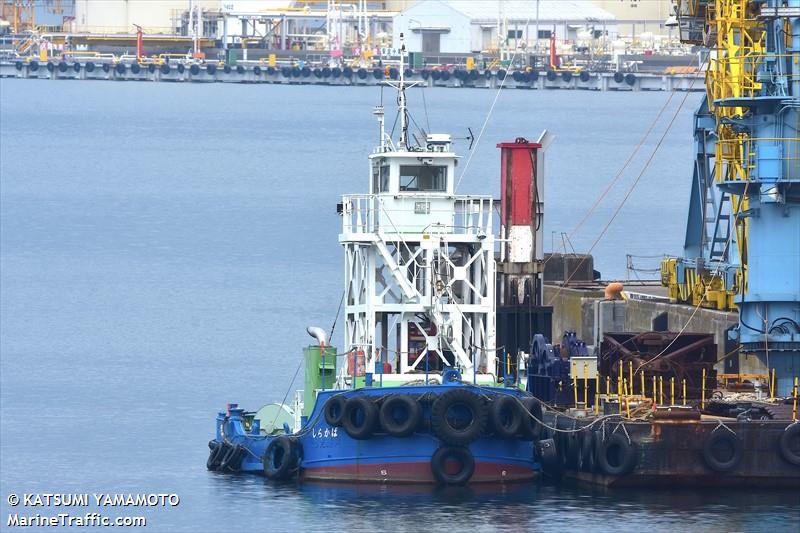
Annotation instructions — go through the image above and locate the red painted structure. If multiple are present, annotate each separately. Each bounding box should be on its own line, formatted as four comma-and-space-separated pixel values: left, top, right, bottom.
134, 24, 144, 62
498, 138, 541, 227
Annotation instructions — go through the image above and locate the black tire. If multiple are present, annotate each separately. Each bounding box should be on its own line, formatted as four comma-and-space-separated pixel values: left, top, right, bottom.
597, 432, 637, 476
431, 70, 441, 81
490, 395, 523, 438
579, 430, 596, 472
625, 73, 636, 86
342, 396, 378, 440
47, 62, 55, 72
580, 70, 590, 82
190, 64, 200, 75
497, 69, 506, 80
148, 63, 156, 73
440, 70, 450, 81
357, 68, 367, 79
177, 64, 185, 74
86, 62, 95, 73
518, 397, 543, 440
431, 389, 488, 446
255, 65, 263, 75
613, 71, 624, 83
779, 424, 800, 466
131, 62, 140, 74
702, 431, 743, 472
102, 63, 110, 73
431, 446, 474, 485
290, 67, 300, 78
223, 65, 231, 74
301, 66, 311, 78
322, 67, 331, 77
160, 63, 170, 74
372, 68, 383, 80
29, 61, 39, 72
263, 436, 300, 480
324, 395, 347, 427
58, 61, 68, 72
219, 444, 245, 472
561, 71, 572, 82
342, 67, 352, 78
379, 395, 422, 437
206, 440, 224, 470
207, 63, 217, 75
512, 70, 522, 82
535, 438, 561, 478
237, 65, 245, 74
389, 67, 399, 80
421, 70, 430, 80
404, 68, 414, 78
546, 70, 557, 82
332, 67, 341, 78
115, 63, 126, 74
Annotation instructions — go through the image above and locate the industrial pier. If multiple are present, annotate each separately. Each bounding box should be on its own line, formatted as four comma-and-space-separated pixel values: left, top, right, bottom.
0, 60, 703, 92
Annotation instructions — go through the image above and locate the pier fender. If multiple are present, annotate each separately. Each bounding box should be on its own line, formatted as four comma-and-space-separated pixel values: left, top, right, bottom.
389, 67, 399, 80
58, 61, 68, 73
237, 65, 245, 74
579, 70, 590, 82
263, 436, 300, 480
518, 397, 543, 440
469, 69, 479, 81
281, 66, 291, 77
613, 72, 624, 83
223, 65, 231, 74
535, 438, 561, 477
15, 61, 22, 71
431, 70, 441, 81
206, 440, 225, 470
148, 64, 156, 73
323, 395, 347, 427
497, 69, 506, 80
530, 70, 539, 82
379, 394, 422, 438
190, 64, 200, 76
778, 424, 800, 466
206, 64, 217, 75
102, 63, 110, 73
343, 396, 379, 440
46, 62, 55, 72
313, 68, 321, 78
160, 63, 170, 75
115, 63, 126, 74
322, 67, 331, 78
131, 62, 141, 74
404, 68, 414, 79
512, 70, 522, 82
177, 64, 185, 74
490, 395, 523, 438
702, 430, 743, 472
625, 73, 636, 86
73, 62, 81, 73
342, 67, 351, 78
421, 70, 430, 80
29, 61, 39, 72
561, 71, 572, 82
357, 68, 367, 80
546, 70, 556, 82
431, 446, 474, 485
219, 443, 246, 472
440, 70, 450, 81
257, 66, 265, 75
372, 68, 383, 80
86, 62, 95, 73
597, 432, 637, 476
431, 389, 488, 446
301, 67, 311, 78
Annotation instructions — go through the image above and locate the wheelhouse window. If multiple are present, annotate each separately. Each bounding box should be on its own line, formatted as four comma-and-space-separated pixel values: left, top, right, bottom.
372, 163, 390, 193
399, 165, 447, 192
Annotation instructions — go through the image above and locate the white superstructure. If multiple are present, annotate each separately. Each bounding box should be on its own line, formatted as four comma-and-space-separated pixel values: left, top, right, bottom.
339, 35, 496, 381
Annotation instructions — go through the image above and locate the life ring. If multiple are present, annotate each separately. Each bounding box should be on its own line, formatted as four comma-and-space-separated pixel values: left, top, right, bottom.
379, 394, 421, 437
625, 73, 636, 86
263, 436, 300, 480
190, 64, 200, 75
546, 70, 557, 82
431, 446, 474, 485
779, 424, 800, 466
323, 395, 347, 427
206, 440, 225, 470
206, 63, 217, 75
431, 389, 487, 446
85, 62, 95, 73
29, 61, 39, 72
703, 430, 743, 472
535, 438, 561, 478
130, 62, 141, 74
490, 395, 523, 438
160, 63, 170, 75
115, 63, 126, 74
58, 61, 68, 73
342, 396, 378, 440
517, 397, 543, 440
219, 443, 245, 472
579, 70, 590, 82
613, 72, 624, 83
597, 432, 637, 475
237, 65, 245, 74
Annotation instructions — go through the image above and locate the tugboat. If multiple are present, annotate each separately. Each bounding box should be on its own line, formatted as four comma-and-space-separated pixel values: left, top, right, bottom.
206, 35, 551, 485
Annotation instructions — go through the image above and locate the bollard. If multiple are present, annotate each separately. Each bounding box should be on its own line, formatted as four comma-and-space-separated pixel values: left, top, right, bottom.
793, 377, 798, 422
595, 372, 600, 415
623, 378, 631, 418
701, 368, 706, 409
659, 376, 664, 405
770, 368, 776, 400
653, 375, 658, 407
583, 363, 589, 408
617, 371, 622, 402
629, 361, 634, 394
606, 375, 611, 403
670, 377, 675, 406
641, 371, 646, 401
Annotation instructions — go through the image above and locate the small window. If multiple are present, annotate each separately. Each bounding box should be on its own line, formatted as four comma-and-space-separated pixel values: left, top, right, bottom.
507, 29, 522, 39
399, 165, 447, 192
372, 163, 390, 192
537, 30, 551, 39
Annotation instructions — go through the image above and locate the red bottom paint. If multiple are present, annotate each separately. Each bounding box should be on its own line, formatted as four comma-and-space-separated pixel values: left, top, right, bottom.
302, 461, 535, 483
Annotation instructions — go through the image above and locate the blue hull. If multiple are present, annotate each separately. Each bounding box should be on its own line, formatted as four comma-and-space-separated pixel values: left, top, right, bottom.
209, 383, 540, 484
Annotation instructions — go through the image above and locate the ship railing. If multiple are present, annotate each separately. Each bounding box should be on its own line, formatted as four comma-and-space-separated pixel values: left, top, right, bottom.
716, 137, 800, 182
341, 194, 494, 236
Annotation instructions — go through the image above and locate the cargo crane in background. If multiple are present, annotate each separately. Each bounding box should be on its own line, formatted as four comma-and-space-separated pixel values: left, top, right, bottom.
664, 0, 799, 395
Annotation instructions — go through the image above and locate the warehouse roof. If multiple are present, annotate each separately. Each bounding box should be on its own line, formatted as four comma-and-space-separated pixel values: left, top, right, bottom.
440, 0, 616, 22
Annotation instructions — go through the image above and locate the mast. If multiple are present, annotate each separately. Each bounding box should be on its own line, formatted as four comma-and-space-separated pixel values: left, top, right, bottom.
398, 32, 408, 150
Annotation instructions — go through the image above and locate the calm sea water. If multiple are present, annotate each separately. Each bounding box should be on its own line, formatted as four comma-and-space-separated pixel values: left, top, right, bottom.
1, 79, 797, 532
